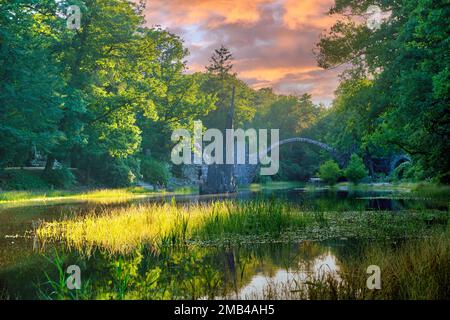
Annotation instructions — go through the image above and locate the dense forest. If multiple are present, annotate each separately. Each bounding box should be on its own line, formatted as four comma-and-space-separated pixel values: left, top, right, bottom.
0, 0, 448, 191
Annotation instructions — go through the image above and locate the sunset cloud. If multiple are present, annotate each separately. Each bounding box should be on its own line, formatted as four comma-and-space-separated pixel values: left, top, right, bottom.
282, 0, 335, 29
146, 0, 272, 26
144, 0, 339, 105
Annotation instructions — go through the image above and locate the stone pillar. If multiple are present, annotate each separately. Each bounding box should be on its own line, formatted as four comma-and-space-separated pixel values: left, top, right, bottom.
200, 86, 237, 194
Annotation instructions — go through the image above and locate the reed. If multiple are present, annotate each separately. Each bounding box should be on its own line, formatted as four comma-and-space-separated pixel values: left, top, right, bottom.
36, 200, 448, 255
0, 186, 196, 204
245, 232, 450, 300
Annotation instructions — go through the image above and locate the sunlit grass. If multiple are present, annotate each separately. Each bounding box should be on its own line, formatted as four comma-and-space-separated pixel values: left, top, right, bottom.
0, 186, 197, 204
0, 190, 74, 202
37, 202, 193, 255
36, 200, 449, 255
38, 201, 307, 255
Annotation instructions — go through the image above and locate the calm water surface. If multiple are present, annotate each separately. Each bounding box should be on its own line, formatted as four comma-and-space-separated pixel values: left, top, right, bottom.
0, 187, 447, 299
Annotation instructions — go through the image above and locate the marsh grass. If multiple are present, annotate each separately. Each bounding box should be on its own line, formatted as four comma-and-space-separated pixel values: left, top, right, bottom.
32, 196, 449, 300
412, 182, 450, 199
36, 250, 92, 300
194, 200, 312, 240
240, 182, 304, 192
246, 232, 450, 300
0, 284, 9, 300
0, 190, 74, 202
36, 200, 449, 255
0, 186, 196, 204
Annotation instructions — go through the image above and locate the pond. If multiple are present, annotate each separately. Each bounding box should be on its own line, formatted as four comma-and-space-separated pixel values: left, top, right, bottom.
0, 185, 448, 299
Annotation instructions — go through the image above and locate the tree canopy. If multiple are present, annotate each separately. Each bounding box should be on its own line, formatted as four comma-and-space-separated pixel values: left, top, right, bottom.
0, 0, 448, 188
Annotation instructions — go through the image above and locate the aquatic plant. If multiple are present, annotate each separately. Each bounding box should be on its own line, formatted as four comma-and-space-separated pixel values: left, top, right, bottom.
244, 232, 450, 300
36, 200, 449, 255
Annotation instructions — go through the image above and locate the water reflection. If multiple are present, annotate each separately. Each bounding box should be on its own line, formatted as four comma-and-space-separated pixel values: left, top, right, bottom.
0, 187, 447, 299
0, 239, 352, 299
231, 251, 340, 299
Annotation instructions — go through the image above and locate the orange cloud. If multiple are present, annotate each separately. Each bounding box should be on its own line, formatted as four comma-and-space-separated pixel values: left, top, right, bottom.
146, 0, 272, 27
282, 0, 336, 29
238, 66, 321, 82
143, 0, 341, 105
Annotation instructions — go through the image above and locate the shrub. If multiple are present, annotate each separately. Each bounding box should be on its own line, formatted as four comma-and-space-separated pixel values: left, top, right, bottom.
140, 158, 170, 186
87, 156, 141, 188
344, 154, 368, 184
0, 170, 50, 190
318, 160, 341, 185
42, 167, 76, 189
101, 158, 140, 188
278, 161, 308, 181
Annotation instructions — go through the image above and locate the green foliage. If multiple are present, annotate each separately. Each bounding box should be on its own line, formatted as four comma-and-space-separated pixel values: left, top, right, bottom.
0, 1, 67, 168
412, 182, 450, 199
140, 158, 170, 186
1, 0, 447, 190
250, 92, 325, 181
42, 167, 76, 189
254, 175, 273, 184
91, 157, 141, 188
0, 0, 214, 190
315, 0, 450, 183
344, 154, 368, 184
38, 251, 91, 300
200, 46, 256, 129
318, 160, 342, 185
0, 170, 50, 190
392, 161, 425, 182
253, 93, 322, 138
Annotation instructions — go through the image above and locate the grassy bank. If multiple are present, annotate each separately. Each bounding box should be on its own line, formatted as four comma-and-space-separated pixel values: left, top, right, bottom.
0, 186, 196, 204
2, 181, 448, 205
36, 200, 449, 255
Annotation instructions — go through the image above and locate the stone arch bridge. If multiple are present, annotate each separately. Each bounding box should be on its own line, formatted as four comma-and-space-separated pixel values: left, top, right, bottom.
197, 137, 410, 185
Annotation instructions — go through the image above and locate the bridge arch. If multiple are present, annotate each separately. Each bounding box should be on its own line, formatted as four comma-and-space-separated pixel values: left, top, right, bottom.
261, 137, 336, 155
236, 137, 344, 184
389, 155, 411, 174
254, 137, 343, 165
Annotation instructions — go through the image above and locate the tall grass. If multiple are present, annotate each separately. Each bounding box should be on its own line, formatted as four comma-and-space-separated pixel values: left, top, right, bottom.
0, 186, 195, 204
0, 190, 74, 202
36, 200, 448, 255
33, 198, 449, 300
38, 201, 292, 254
36, 250, 91, 300
245, 232, 450, 300
194, 200, 312, 240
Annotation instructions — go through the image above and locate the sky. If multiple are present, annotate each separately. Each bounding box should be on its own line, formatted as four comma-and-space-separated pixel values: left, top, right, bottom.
144, 0, 342, 105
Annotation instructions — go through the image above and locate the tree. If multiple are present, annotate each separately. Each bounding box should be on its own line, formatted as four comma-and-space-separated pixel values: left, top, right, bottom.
0, 0, 216, 188
318, 160, 341, 186
206, 45, 234, 76
201, 46, 255, 130
315, 0, 450, 182
138, 29, 215, 161
0, 1, 66, 168
344, 154, 368, 184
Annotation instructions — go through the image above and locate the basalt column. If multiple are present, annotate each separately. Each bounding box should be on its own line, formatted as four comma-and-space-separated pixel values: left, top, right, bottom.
200, 86, 237, 194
